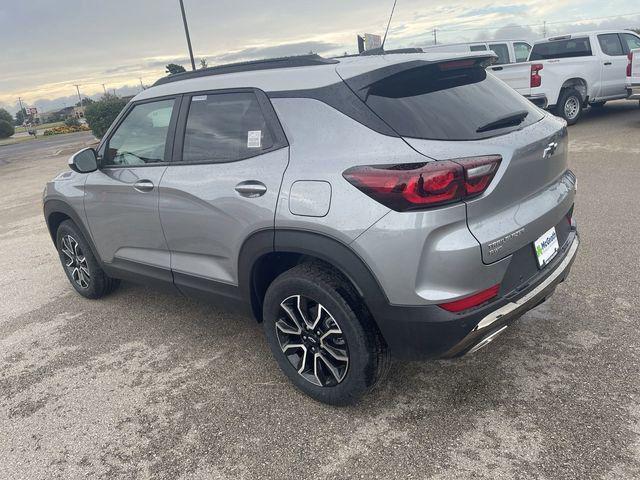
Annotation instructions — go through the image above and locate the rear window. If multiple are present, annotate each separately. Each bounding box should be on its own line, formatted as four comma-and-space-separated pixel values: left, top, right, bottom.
181, 92, 273, 163
530, 37, 592, 60
489, 43, 510, 65
514, 42, 531, 62
598, 34, 624, 56
352, 63, 544, 141
621, 33, 640, 52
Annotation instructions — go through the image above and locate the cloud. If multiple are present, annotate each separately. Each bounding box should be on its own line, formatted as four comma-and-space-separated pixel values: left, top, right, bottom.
211, 40, 342, 64
2, 0, 639, 113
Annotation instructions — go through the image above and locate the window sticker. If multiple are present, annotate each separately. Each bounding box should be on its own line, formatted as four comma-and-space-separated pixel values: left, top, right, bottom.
192, 95, 207, 101
247, 130, 262, 148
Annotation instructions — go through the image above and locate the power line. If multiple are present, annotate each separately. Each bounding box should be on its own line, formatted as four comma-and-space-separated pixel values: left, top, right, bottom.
434, 11, 640, 34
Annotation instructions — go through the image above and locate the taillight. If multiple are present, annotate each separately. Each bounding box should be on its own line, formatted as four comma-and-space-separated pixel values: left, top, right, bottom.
530, 63, 543, 88
627, 52, 633, 77
461, 155, 502, 196
343, 155, 501, 212
438, 284, 500, 312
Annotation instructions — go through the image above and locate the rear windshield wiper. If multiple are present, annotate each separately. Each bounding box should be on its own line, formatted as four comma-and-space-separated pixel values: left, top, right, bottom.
476, 110, 529, 133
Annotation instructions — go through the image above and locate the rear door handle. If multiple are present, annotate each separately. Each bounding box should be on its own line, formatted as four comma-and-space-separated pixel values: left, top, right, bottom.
133, 180, 154, 192
604, 62, 612, 66
235, 181, 267, 198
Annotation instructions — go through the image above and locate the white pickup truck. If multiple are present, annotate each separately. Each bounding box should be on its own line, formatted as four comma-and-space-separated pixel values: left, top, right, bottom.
627, 48, 640, 100
490, 30, 640, 124
422, 40, 532, 65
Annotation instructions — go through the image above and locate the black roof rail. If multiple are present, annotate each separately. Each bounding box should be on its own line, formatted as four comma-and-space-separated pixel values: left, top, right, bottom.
153, 54, 338, 86
359, 47, 424, 56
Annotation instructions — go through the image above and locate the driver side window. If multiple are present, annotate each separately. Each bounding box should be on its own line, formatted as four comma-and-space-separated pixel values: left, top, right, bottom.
104, 99, 176, 167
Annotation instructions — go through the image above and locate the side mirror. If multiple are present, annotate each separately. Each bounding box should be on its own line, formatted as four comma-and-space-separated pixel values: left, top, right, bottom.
69, 148, 98, 173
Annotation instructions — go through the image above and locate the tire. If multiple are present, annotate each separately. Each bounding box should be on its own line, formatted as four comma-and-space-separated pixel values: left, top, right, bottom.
556, 88, 583, 125
55, 220, 120, 299
262, 263, 389, 405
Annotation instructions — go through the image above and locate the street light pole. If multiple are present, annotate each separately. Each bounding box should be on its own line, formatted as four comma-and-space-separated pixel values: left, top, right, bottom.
178, 0, 196, 71
73, 84, 83, 107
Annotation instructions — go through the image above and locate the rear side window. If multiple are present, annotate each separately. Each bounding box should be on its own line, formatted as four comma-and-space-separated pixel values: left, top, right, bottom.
181, 92, 274, 163
514, 42, 531, 62
352, 63, 544, 141
530, 38, 592, 60
489, 43, 510, 64
598, 34, 624, 56
621, 33, 640, 52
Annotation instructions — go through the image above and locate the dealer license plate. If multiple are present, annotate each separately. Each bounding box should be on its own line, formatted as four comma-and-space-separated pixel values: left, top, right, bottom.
534, 227, 559, 268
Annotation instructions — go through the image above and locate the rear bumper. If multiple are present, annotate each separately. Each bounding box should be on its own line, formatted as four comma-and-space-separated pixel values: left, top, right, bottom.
443, 234, 579, 357
373, 229, 579, 360
525, 94, 548, 108
628, 86, 640, 100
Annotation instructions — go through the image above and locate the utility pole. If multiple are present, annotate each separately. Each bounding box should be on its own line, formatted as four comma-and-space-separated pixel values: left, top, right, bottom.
17, 97, 25, 115
73, 84, 83, 106
543, 21, 547, 37
178, 0, 196, 71
102, 84, 107, 95
139, 78, 145, 91
433, 28, 437, 45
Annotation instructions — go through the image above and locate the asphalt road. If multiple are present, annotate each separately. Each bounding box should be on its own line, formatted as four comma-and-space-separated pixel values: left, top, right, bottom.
1, 103, 640, 479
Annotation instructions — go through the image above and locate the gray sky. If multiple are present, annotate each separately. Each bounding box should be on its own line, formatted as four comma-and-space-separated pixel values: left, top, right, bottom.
1, 0, 639, 114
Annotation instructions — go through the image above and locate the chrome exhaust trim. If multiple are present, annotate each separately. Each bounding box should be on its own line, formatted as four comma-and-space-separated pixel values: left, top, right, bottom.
466, 325, 508, 355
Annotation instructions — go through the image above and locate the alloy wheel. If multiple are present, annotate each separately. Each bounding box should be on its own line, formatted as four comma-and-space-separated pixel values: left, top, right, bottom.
61, 235, 90, 289
275, 295, 349, 387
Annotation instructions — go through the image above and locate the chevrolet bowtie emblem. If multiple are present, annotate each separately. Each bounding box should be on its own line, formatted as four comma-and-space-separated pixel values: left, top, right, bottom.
543, 141, 558, 159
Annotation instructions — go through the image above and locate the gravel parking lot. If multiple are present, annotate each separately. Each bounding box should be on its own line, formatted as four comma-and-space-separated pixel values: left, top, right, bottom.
1, 103, 640, 480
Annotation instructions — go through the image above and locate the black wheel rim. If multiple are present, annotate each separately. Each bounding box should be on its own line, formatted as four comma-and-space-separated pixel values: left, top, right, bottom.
276, 295, 349, 387
60, 234, 90, 289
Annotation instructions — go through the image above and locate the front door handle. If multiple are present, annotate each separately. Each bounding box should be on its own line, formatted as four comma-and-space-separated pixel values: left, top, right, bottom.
604, 62, 612, 66
133, 180, 154, 193
235, 181, 267, 198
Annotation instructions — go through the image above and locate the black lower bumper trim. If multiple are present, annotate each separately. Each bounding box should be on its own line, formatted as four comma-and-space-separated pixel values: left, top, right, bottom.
371, 232, 579, 360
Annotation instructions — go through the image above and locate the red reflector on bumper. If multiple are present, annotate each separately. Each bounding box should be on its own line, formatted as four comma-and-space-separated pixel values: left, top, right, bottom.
438, 284, 500, 313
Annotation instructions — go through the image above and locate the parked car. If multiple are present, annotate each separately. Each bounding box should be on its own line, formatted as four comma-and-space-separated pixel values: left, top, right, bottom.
422, 40, 532, 65
627, 48, 640, 100
44, 52, 579, 405
490, 30, 640, 124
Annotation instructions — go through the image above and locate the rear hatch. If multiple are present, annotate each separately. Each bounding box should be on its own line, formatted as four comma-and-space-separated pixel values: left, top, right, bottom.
339, 56, 575, 263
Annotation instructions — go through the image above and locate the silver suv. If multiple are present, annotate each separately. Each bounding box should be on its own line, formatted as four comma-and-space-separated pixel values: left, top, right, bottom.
44, 52, 579, 405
